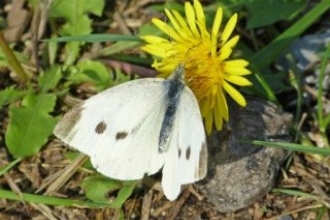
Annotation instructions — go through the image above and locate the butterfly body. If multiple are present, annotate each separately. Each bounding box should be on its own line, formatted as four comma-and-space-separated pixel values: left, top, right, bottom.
54, 64, 207, 200
158, 66, 185, 152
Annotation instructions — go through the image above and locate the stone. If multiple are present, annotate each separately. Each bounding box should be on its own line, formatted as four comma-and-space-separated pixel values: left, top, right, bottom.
198, 97, 292, 213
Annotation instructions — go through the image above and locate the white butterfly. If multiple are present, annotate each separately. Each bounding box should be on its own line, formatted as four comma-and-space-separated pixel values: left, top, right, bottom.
54, 64, 207, 200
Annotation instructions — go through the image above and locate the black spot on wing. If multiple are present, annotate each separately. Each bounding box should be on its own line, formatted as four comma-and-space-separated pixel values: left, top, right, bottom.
116, 132, 128, 140
178, 148, 182, 158
185, 146, 191, 160
95, 121, 107, 134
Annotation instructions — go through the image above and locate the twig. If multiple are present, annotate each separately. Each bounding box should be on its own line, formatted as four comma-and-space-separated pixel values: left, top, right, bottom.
44, 153, 88, 195
141, 189, 153, 220
170, 189, 190, 220
0, 31, 29, 85
265, 204, 324, 220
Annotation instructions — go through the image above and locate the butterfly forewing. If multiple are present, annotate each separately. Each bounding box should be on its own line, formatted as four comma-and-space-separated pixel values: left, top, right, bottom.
54, 78, 168, 180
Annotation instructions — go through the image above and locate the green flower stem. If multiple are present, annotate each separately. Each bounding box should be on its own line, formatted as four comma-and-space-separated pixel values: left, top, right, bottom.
0, 32, 29, 85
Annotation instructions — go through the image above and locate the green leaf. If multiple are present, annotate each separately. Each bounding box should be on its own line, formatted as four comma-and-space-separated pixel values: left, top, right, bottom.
67, 60, 112, 91
80, 175, 122, 204
64, 42, 81, 65
110, 68, 132, 87
116, 209, 125, 220
138, 23, 164, 36
80, 175, 136, 208
5, 93, 59, 157
49, 0, 105, 65
60, 16, 92, 64
50, 0, 104, 21
47, 35, 59, 65
0, 87, 28, 108
61, 14, 91, 35
38, 65, 62, 93
245, 0, 306, 29
111, 181, 136, 209
65, 151, 93, 169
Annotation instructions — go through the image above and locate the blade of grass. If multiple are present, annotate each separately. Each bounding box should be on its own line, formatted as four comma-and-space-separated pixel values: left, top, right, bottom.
317, 42, 330, 132
248, 0, 330, 102
251, 0, 330, 69
287, 54, 303, 127
0, 158, 22, 176
241, 140, 330, 156
253, 68, 278, 103
273, 188, 322, 201
273, 188, 330, 208
0, 189, 110, 208
44, 34, 141, 43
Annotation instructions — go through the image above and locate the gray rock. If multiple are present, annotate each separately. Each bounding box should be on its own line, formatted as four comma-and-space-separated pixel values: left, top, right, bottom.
198, 97, 292, 213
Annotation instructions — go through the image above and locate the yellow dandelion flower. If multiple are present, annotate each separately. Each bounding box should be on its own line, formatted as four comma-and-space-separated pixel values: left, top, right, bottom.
141, 0, 252, 134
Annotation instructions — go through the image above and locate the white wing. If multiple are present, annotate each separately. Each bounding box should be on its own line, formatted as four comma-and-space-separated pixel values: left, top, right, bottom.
54, 79, 168, 180
161, 86, 207, 200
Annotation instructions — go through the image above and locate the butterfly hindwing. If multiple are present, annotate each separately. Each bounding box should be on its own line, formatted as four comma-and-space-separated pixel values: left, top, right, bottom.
161, 86, 207, 200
